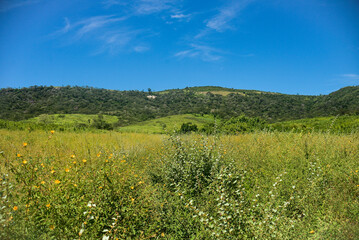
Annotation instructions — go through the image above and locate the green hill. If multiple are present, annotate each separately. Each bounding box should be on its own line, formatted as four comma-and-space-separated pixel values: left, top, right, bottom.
23, 114, 118, 125
118, 114, 215, 134
270, 115, 359, 133
0, 85, 358, 125
0, 114, 119, 131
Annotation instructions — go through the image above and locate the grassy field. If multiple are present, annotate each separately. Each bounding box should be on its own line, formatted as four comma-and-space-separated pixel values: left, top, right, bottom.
270, 115, 359, 133
0, 114, 119, 132
24, 114, 119, 125
118, 114, 215, 134
0, 129, 358, 239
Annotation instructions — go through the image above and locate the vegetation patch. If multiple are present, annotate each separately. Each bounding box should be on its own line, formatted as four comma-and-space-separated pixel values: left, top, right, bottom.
0, 130, 358, 239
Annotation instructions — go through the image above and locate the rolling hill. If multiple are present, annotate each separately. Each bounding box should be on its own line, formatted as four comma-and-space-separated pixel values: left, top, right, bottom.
0, 85, 358, 125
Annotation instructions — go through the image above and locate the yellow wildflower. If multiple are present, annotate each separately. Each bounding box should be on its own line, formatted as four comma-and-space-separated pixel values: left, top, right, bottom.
73, 161, 76, 164
73, 184, 78, 187
65, 168, 70, 173
17, 153, 21, 157
22, 160, 27, 164
49, 225, 55, 230
23, 142, 28, 147
309, 230, 315, 234
51, 170, 56, 174
54, 180, 61, 184
121, 160, 126, 163
97, 152, 101, 157
82, 159, 87, 163
70, 154, 76, 159
41, 181, 45, 184
50, 130, 55, 134
46, 204, 51, 208
13, 206, 18, 211
130, 186, 134, 190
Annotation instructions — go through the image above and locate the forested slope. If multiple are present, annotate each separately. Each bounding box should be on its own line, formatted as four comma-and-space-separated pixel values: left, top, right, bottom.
0, 85, 358, 124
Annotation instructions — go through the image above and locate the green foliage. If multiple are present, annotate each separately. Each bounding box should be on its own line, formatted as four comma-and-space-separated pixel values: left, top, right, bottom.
0, 114, 118, 132
1, 85, 358, 125
118, 114, 214, 134
270, 115, 359, 133
91, 114, 114, 130
178, 122, 198, 133
0, 131, 358, 239
219, 115, 267, 134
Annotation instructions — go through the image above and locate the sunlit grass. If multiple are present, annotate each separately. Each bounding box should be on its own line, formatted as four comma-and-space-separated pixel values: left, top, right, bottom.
0, 130, 358, 239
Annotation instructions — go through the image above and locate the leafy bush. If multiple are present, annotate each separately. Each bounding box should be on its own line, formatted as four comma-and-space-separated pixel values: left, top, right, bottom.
178, 122, 198, 133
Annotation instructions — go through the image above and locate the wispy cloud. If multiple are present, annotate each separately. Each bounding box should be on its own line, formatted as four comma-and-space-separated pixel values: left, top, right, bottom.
52, 15, 150, 55
135, 0, 177, 15
93, 29, 152, 55
0, 0, 39, 12
104, 0, 178, 15
54, 15, 127, 40
95, 30, 139, 54
340, 74, 359, 80
196, 0, 252, 38
175, 44, 223, 62
171, 13, 189, 19
133, 45, 150, 52
57, 17, 71, 34
75, 15, 127, 39
339, 74, 359, 84
102, 0, 128, 8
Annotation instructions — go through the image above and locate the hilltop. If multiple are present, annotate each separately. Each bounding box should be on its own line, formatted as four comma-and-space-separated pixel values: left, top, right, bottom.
0, 85, 358, 125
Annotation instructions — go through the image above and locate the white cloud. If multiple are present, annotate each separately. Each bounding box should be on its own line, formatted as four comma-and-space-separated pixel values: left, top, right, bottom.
61, 18, 71, 34
102, 0, 128, 8
134, 46, 150, 52
75, 15, 127, 38
0, 0, 39, 12
53, 15, 127, 40
135, 0, 177, 15
341, 74, 359, 80
175, 44, 222, 62
52, 15, 148, 55
196, 0, 252, 38
171, 13, 189, 19
103, 0, 179, 15
94, 29, 150, 55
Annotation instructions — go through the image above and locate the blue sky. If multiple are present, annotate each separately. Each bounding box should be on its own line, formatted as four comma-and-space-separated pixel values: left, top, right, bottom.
0, 0, 358, 95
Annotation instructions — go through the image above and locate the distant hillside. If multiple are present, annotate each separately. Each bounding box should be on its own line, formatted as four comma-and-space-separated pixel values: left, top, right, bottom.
118, 114, 214, 134
270, 115, 359, 133
0, 85, 358, 124
311, 86, 359, 115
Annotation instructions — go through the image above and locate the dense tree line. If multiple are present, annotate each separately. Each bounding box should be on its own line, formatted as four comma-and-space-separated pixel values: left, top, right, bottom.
0, 85, 358, 125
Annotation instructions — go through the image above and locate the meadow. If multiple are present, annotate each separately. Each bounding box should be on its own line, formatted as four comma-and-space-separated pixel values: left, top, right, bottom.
0, 129, 358, 239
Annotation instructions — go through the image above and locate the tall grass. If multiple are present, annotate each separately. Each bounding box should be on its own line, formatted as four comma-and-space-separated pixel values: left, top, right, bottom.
0, 130, 358, 239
